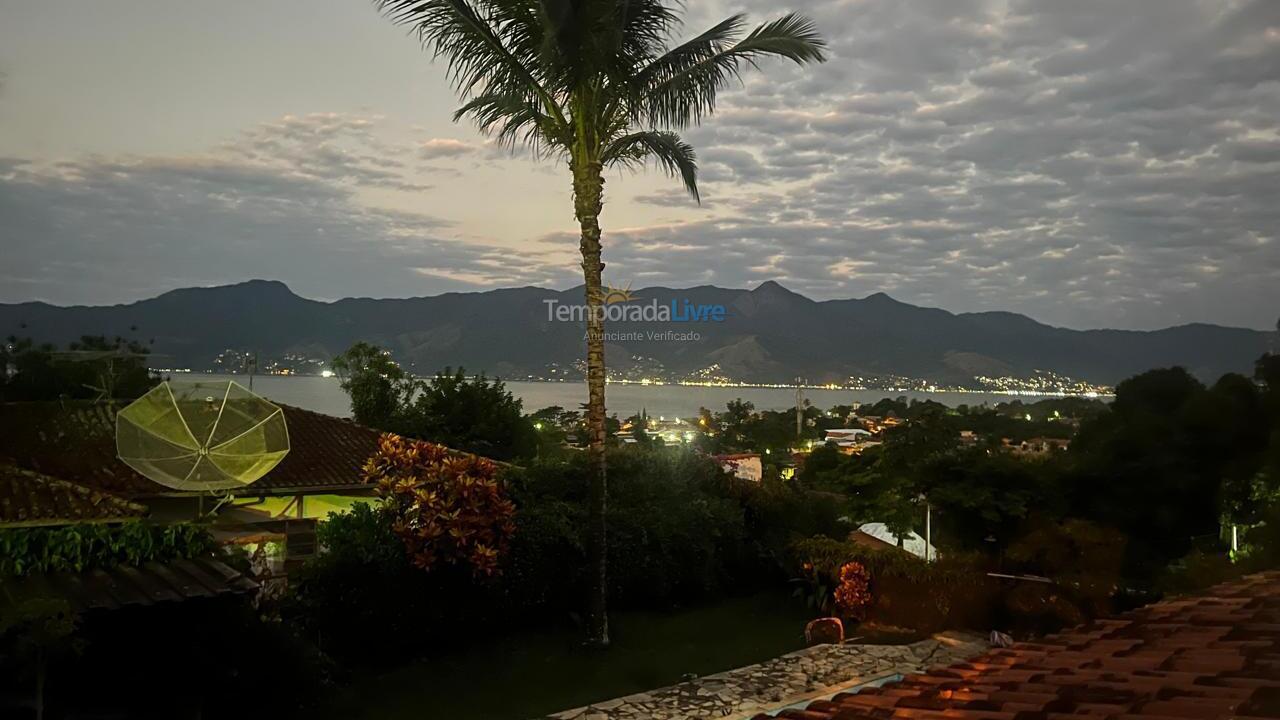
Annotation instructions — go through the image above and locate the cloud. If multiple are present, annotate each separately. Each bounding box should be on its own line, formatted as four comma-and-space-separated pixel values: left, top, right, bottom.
584, 0, 1280, 330
3, 2, 1279, 332
0, 115, 570, 304
419, 137, 478, 160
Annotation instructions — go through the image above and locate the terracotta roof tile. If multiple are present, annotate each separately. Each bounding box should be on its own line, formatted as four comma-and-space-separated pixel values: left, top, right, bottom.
751, 571, 1280, 720
0, 463, 147, 527
0, 400, 472, 497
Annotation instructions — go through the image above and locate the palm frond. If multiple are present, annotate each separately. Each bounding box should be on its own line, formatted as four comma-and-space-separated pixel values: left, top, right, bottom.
376, 0, 567, 130
642, 12, 826, 128
635, 14, 745, 93
454, 92, 567, 156
602, 130, 699, 201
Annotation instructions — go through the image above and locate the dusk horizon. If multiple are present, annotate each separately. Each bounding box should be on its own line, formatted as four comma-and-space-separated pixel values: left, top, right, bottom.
4, 1, 1279, 332
4, 275, 1275, 333
3, 4, 1280, 719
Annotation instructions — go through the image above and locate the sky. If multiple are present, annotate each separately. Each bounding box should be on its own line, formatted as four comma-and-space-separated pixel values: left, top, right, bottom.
1, 0, 1278, 331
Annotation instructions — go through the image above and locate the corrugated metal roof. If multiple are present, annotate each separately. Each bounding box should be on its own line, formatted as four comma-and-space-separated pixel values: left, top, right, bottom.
1, 557, 258, 612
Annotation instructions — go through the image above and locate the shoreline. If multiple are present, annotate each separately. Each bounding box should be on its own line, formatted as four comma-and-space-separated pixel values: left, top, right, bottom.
153, 369, 1113, 400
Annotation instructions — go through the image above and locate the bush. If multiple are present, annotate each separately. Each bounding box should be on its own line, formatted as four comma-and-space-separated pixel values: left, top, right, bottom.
366, 433, 516, 575
511, 447, 751, 609
286, 502, 498, 664
1005, 518, 1125, 616
290, 445, 850, 665
791, 536, 994, 632
0, 522, 216, 577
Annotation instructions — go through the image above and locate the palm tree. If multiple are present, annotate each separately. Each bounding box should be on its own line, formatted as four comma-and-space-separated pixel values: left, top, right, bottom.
376, 0, 826, 646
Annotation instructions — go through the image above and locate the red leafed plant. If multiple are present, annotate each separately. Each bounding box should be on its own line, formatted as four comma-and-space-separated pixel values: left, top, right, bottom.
833, 561, 873, 620
364, 433, 516, 576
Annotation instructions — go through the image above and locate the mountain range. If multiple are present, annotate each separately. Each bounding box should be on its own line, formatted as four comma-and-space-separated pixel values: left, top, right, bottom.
1, 280, 1272, 387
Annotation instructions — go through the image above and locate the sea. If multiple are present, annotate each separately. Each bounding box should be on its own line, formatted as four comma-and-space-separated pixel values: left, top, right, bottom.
165, 373, 1060, 419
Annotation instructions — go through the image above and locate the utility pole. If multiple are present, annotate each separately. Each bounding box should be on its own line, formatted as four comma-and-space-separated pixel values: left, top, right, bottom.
919, 492, 933, 563
244, 351, 257, 391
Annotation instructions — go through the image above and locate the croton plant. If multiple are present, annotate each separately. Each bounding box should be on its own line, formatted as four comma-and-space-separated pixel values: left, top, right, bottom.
364, 433, 516, 576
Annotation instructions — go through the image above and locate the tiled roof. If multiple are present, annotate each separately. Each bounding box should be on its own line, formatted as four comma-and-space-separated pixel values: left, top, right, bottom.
1, 557, 258, 612
754, 571, 1280, 720
0, 401, 389, 497
0, 463, 147, 527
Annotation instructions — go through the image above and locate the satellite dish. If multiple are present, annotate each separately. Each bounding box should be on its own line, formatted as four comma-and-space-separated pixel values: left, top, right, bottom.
116, 381, 290, 491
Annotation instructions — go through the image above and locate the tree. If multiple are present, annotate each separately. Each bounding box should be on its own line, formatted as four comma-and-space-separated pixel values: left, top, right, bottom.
375, 0, 826, 646
1068, 367, 1269, 575
332, 341, 414, 428
411, 367, 537, 461
333, 344, 537, 461
1, 335, 158, 402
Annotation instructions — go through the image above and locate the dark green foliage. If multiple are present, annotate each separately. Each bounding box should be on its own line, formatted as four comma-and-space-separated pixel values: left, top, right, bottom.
288, 448, 845, 665
913, 452, 1060, 550
1004, 519, 1126, 618
0, 522, 216, 577
0, 335, 159, 402
410, 367, 538, 461
508, 447, 818, 609
797, 362, 1280, 588
695, 398, 827, 456
333, 342, 537, 460
790, 536, 993, 632
1067, 366, 1274, 576
331, 341, 413, 429
286, 502, 498, 663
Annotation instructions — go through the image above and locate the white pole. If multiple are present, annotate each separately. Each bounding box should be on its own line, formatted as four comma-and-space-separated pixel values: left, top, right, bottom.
925, 501, 932, 563
1232, 525, 1239, 554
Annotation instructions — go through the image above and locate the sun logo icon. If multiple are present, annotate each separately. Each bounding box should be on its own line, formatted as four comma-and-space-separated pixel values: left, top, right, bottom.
600, 281, 640, 305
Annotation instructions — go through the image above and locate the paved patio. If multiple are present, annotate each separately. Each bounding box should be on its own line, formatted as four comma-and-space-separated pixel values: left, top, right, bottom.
540, 630, 987, 720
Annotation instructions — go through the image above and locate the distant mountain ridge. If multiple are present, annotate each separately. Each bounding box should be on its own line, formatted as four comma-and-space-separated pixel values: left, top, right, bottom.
1, 279, 1271, 386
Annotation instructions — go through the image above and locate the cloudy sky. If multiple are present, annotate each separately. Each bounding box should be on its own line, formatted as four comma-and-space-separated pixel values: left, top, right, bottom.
1, 0, 1278, 331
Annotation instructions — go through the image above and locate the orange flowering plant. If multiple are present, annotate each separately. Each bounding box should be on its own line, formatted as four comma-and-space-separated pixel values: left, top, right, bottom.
833, 561, 872, 620
364, 434, 516, 576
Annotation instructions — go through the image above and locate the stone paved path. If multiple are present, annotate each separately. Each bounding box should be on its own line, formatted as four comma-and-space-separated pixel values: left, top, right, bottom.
539, 631, 987, 720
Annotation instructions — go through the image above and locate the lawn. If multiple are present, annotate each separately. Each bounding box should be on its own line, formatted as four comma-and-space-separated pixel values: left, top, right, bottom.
317, 590, 813, 720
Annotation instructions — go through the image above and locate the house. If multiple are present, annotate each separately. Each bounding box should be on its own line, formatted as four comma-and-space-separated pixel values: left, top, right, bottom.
821, 428, 880, 455
0, 400, 483, 575
0, 462, 258, 612
714, 453, 763, 482
0, 401, 384, 520
855, 415, 906, 435
1002, 435, 1070, 457
620, 416, 699, 444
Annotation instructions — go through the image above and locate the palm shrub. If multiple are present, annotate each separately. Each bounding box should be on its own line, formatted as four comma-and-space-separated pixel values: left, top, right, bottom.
375, 0, 825, 645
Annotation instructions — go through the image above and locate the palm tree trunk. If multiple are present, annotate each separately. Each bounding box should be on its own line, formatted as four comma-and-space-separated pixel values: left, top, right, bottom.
574, 158, 610, 647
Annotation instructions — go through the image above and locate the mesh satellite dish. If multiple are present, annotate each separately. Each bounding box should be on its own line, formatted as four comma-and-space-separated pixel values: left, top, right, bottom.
116, 381, 290, 491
